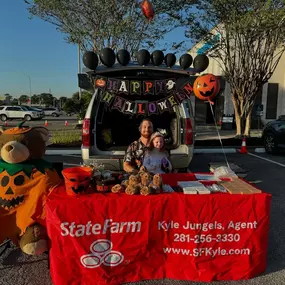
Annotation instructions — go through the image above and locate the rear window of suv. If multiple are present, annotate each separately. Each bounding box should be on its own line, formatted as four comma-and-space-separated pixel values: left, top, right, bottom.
6, 107, 22, 111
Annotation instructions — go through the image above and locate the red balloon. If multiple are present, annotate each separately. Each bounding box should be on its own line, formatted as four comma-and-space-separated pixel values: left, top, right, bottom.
141, 0, 154, 20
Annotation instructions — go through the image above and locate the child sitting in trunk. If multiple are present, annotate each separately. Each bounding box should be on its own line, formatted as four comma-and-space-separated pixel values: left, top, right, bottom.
142, 132, 172, 174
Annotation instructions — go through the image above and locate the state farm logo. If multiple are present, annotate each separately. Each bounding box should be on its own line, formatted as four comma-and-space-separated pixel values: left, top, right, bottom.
80, 239, 124, 268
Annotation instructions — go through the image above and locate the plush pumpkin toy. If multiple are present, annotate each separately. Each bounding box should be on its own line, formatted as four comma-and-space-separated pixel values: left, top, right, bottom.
0, 122, 61, 255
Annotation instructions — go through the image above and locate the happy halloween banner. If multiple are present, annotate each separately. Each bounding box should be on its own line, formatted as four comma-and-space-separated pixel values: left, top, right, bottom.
95, 76, 193, 115
95, 76, 193, 96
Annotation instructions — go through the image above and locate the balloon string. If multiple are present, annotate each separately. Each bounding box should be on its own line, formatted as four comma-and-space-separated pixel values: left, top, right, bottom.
208, 100, 230, 168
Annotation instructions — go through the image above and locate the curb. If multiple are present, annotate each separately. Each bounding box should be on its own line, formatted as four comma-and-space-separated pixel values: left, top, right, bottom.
46, 149, 81, 155
45, 148, 266, 156
194, 148, 237, 154
194, 148, 265, 154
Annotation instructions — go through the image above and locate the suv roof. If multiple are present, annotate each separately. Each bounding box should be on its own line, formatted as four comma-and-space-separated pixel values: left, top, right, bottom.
79, 64, 197, 92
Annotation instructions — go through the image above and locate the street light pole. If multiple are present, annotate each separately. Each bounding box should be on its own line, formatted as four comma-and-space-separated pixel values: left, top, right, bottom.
28, 75, 32, 106
78, 43, 82, 101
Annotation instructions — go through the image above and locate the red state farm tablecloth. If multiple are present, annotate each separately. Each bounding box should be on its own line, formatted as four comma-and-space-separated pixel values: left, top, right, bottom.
45, 176, 271, 285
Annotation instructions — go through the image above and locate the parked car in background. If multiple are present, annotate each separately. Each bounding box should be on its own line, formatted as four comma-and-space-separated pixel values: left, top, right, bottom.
23, 106, 45, 118
0, 106, 42, 121
42, 107, 61, 117
262, 115, 285, 153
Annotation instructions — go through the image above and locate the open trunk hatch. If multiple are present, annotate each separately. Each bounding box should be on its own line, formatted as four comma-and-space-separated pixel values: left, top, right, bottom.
95, 93, 180, 152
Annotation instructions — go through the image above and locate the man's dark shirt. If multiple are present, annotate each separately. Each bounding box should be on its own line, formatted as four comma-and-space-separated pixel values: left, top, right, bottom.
123, 139, 148, 169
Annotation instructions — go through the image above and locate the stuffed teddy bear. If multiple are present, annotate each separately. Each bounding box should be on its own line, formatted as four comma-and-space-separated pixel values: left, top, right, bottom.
125, 174, 140, 195
140, 186, 152, 196
140, 172, 152, 187
149, 174, 163, 194
111, 184, 124, 193
0, 122, 61, 255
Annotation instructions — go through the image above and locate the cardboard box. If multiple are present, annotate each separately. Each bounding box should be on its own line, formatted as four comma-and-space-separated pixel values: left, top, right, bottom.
221, 178, 262, 194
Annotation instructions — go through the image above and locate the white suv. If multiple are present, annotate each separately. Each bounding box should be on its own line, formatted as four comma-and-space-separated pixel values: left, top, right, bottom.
81, 65, 195, 172
0, 106, 42, 121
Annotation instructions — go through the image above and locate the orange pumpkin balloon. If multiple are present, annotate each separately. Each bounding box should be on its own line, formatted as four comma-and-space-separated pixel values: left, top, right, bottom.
193, 74, 220, 101
141, 0, 154, 20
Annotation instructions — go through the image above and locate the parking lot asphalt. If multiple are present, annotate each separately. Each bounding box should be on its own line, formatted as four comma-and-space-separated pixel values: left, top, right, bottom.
1, 152, 285, 285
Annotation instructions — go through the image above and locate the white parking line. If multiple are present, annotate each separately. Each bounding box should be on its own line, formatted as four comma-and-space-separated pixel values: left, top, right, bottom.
46, 149, 81, 155
248, 153, 285, 168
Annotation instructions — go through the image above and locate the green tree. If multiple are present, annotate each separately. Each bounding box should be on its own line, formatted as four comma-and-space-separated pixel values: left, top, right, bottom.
19, 95, 29, 104
24, 0, 193, 54
63, 99, 78, 114
11, 98, 19, 105
59, 96, 68, 108
173, 0, 285, 136
4, 93, 12, 105
39, 93, 54, 106
63, 91, 92, 119
31, 94, 40, 104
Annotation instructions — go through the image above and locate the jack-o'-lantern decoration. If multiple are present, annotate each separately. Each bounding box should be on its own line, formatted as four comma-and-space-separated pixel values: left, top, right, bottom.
62, 167, 93, 196
0, 161, 59, 212
193, 74, 220, 101
0, 122, 61, 255
0, 171, 27, 210
95, 78, 106, 88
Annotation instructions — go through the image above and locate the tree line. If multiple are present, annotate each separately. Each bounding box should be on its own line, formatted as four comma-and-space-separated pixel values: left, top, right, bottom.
2, 93, 68, 107
2, 91, 92, 119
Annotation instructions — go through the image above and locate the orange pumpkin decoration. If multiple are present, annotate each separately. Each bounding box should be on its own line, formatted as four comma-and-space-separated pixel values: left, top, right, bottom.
193, 74, 220, 101
62, 167, 92, 196
95, 78, 106, 88
0, 123, 61, 246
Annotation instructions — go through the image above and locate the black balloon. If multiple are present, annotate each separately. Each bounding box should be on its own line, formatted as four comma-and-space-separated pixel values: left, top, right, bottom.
99, 48, 116, 67
193, 54, 209, 72
117, 49, 130, 66
82, 51, 99, 70
137, 49, 151, 66
151, 50, 164, 66
164, 53, 176, 67
179, 54, 192, 69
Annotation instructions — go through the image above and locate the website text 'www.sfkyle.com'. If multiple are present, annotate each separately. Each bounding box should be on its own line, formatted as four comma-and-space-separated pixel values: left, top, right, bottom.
163, 247, 251, 258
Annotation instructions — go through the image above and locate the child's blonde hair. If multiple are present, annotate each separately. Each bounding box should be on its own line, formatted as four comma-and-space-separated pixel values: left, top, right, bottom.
149, 132, 165, 151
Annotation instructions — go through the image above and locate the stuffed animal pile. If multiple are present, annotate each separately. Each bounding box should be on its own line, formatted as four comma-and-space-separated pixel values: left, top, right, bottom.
0, 122, 61, 255
111, 166, 163, 196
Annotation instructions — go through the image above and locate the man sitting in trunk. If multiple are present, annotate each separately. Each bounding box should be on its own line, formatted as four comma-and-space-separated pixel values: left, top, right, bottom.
123, 118, 153, 174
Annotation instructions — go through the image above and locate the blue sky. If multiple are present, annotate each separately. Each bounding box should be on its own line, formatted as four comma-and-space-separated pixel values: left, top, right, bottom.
0, 1, 188, 99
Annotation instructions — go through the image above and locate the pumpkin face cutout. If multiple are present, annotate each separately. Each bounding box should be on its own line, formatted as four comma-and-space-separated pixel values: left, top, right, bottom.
62, 167, 93, 196
0, 161, 61, 243
193, 74, 220, 101
0, 173, 27, 210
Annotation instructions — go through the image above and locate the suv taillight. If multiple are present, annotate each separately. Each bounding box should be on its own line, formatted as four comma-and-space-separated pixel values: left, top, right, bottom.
184, 118, 193, 145
82, 119, 90, 147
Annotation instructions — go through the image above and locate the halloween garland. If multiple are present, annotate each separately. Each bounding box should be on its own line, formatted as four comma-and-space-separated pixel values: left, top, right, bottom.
97, 74, 220, 115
